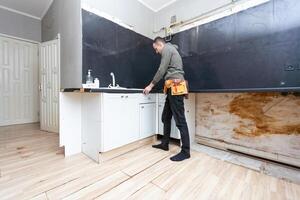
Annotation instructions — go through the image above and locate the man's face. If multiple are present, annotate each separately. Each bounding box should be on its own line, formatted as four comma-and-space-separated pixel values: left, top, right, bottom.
153, 42, 164, 54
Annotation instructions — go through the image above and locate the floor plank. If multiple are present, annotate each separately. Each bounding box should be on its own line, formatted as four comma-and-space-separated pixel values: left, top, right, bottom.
61, 171, 129, 200
95, 157, 174, 200
127, 183, 166, 200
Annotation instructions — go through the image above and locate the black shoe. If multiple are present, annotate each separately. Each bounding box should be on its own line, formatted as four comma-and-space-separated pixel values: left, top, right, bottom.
170, 151, 190, 162
152, 143, 169, 151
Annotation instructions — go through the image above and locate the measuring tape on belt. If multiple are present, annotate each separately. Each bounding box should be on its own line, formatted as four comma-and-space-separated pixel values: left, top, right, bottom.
163, 79, 189, 96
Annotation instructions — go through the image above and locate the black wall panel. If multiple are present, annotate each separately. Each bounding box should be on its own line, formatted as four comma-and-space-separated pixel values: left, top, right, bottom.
82, 0, 300, 92
170, 0, 300, 91
82, 9, 161, 89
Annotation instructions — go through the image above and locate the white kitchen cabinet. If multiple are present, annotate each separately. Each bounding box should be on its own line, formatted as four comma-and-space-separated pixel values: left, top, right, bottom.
63, 92, 159, 163
139, 103, 156, 139
101, 94, 139, 152
81, 93, 157, 160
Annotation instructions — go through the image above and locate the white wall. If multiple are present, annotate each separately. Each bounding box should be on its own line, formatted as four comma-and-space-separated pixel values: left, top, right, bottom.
154, 0, 231, 33
154, 0, 271, 37
42, 0, 82, 89
81, 0, 155, 39
0, 7, 41, 42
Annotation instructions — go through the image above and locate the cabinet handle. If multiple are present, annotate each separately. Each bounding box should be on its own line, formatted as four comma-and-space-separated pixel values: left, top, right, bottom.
121, 96, 124, 98
125, 96, 128, 98
141, 106, 144, 109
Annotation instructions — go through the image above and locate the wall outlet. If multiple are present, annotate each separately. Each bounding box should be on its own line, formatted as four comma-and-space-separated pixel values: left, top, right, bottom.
171, 15, 177, 25
284, 65, 295, 71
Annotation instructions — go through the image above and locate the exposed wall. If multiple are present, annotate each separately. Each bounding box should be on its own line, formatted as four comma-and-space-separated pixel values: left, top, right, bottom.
0, 7, 41, 42
42, 0, 82, 89
195, 92, 300, 167
81, 0, 155, 39
154, 0, 231, 33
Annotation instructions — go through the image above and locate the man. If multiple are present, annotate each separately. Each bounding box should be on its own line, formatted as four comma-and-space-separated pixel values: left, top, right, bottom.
143, 37, 190, 162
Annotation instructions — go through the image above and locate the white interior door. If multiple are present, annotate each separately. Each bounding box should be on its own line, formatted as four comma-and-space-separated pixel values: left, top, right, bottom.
40, 38, 60, 133
0, 36, 39, 126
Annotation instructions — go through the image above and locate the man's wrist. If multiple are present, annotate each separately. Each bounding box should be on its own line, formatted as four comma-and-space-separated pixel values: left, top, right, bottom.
149, 83, 155, 88
151, 80, 157, 86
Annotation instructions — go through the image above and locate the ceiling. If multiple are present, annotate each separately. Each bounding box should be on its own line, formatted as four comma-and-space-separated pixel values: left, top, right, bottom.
138, 0, 178, 12
0, 0, 53, 20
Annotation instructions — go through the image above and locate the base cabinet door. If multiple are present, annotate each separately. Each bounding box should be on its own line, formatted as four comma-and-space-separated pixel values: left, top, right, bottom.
102, 95, 122, 152
123, 95, 140, 144
102, 94, 139, 152
140, 103, 156, 139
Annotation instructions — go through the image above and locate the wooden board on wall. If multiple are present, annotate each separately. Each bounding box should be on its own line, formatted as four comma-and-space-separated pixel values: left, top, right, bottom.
195, 93, 300, 166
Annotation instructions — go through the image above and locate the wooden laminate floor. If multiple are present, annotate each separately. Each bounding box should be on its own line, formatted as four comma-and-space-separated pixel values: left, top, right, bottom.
0, 123, 299, 200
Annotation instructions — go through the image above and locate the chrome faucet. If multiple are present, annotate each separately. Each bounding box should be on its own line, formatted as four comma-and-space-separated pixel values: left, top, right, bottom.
109, 72, 119, 88
110, 72, 115, 87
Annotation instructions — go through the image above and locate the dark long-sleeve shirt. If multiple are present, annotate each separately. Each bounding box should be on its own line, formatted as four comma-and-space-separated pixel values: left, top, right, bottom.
152, 43, 185, 85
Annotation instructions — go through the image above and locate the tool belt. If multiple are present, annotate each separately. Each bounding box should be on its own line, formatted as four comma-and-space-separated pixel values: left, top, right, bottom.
164, 79, 189, 98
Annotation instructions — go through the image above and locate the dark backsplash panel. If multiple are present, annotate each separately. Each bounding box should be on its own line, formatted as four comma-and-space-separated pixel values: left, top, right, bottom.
83, 0, 300, 92
170, 0, 300, 92
82, 9, 161, 89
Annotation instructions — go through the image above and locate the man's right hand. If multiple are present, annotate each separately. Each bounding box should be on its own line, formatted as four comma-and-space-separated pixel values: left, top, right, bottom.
143, 83, 154, 95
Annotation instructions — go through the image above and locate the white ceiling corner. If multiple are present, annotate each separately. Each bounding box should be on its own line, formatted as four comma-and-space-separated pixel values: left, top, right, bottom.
0, 0, 53, 20
138, 0, 178, 12
41, 0, 54, 19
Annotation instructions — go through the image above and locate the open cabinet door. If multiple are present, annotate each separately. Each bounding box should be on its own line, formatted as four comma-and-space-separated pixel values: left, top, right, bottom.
59, 92, 100, 162
81, 94, 101, 163
40, 36, 60, 133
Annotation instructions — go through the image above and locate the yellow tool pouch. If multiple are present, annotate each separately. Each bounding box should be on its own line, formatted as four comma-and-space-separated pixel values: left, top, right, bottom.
164, 79, 189, 96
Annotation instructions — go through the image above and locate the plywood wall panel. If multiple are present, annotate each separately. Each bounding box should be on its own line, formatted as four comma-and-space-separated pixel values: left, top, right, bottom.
196, 93, 300, 163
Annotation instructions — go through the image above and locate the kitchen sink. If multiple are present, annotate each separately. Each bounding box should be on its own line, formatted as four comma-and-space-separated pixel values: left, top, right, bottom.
98, 87, 143, 91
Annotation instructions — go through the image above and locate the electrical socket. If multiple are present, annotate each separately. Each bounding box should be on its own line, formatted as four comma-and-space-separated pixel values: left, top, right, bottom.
284, 64, 295, 71
171, 15, 177, 25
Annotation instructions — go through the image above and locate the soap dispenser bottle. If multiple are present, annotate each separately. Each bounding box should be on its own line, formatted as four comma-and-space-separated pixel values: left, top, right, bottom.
94, 78, 100, 88
86, 69, 93, 84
